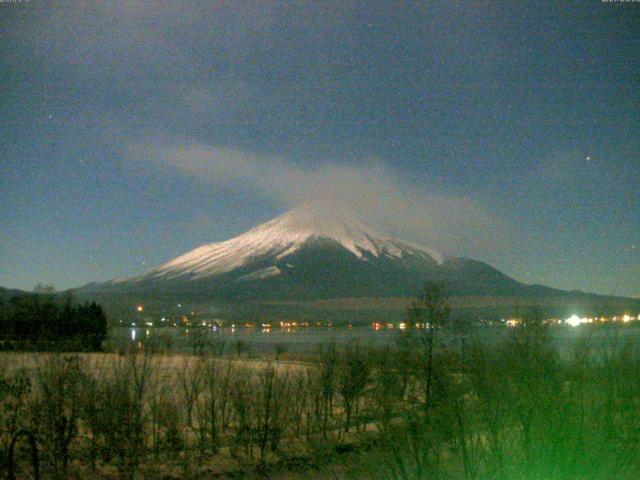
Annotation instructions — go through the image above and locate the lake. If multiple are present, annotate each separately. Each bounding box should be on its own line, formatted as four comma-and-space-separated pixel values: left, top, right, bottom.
109, 322, 640, 357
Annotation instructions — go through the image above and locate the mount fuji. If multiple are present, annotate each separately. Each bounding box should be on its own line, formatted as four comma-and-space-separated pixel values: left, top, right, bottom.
130, 203, 445, 283
80, 204, 639, 317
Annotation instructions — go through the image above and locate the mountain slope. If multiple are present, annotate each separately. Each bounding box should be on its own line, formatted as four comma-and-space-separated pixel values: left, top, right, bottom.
0, 286, 32, 302
86, 203, 449, 299
126, 203, 444, 284
79, 205, 639, 312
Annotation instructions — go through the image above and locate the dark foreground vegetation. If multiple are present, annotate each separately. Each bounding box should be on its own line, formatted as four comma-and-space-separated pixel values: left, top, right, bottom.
0, 293, 108, 351
2, 284, 640, 479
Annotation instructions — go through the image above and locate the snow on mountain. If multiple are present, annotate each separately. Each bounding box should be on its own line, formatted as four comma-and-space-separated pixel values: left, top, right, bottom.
238, 266, 282, 282
79, 205, 640, 313
125, 204, 444, 283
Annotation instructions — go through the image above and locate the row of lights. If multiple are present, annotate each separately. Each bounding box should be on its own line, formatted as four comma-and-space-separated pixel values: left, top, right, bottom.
133, 305, 639, 331
565, 314, 639, 327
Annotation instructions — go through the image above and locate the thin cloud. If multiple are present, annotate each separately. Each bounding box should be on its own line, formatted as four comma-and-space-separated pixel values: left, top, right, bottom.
127, 139, 507, 257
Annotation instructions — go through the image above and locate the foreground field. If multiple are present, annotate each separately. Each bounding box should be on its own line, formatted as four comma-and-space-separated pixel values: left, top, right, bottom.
2, 323, 640, 479
0, 351, 308, 378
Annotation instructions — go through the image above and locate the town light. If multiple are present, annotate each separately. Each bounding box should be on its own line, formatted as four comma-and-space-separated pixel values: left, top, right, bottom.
566, 315, 582, 327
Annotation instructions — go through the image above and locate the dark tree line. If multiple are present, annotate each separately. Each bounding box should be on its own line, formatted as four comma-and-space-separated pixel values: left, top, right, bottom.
0, 294, 107, 351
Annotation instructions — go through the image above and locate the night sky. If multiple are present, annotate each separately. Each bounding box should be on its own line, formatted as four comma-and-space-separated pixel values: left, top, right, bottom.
1, 1, 638, 297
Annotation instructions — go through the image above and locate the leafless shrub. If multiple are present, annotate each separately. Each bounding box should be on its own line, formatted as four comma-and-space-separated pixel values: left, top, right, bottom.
29, 355, 86, 479
155, 395, 184, 456
288, 370, 313, 437
254, 363, 291, 464
0, 367, 32, 474
337, 343, 371, 433
369, 346, 405, 433
195, 357, 234, 454
187, 326, 209, 356
177, 357, 203, 431
82, 348, 154, 479
229, 365, 255, 458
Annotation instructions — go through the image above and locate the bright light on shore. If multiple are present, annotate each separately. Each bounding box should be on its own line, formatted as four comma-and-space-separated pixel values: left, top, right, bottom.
565, 315, 585, 327
564, 315, 600, 327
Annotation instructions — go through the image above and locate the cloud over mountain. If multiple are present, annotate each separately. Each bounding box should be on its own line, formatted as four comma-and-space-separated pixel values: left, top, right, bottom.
127, 139, 505, 259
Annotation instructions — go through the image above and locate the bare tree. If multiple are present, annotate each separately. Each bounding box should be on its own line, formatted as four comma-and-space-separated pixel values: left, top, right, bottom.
31, 355, 85, 479
196, 357, 234, 454
338, 343, 371, 432
405, 282, 451, 414
85, 347, 154, 479
254, 364, 290, 464
230, 366, 254, 457
177, 359, 203, 430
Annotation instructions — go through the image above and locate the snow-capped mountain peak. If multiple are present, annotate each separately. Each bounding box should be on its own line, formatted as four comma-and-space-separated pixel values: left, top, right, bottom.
242, 203, 394, 259
127, 203, 444, 282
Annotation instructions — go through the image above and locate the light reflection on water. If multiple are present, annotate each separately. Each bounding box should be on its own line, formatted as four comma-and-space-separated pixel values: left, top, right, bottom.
117, 326, 395, 354
114, 324, 640, 356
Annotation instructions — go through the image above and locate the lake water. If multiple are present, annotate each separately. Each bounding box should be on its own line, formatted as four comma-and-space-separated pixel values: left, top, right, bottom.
109, 323, 640, 357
